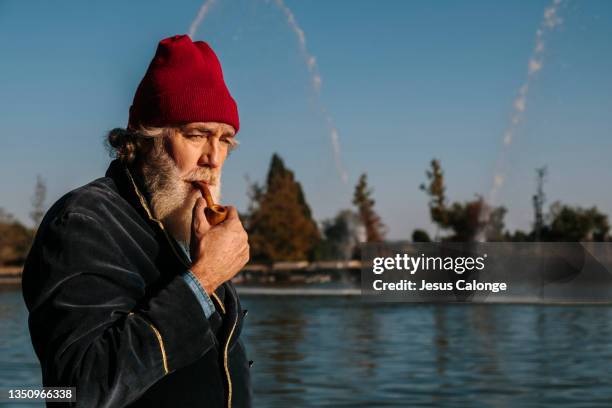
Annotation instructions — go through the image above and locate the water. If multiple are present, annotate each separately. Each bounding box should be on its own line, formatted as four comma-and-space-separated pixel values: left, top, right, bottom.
2, 287, 612, 407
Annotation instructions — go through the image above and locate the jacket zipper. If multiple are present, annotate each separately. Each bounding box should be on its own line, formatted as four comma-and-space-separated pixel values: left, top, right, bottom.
211, 293, 226, 314
224, 315, 238, 408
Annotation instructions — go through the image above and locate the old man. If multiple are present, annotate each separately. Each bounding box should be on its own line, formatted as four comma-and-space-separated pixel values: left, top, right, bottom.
22, 35, 251, 407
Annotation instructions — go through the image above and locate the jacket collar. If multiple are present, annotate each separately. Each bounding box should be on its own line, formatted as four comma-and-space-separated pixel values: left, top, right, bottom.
105, 159, 150, 219
105, 159, 233, 315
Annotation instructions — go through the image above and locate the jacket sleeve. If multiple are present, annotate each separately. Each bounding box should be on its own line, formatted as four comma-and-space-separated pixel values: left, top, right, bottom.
23, 211, 217, 407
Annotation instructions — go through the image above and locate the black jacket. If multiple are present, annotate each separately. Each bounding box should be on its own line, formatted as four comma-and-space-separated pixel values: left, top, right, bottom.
22, 159, 251, 408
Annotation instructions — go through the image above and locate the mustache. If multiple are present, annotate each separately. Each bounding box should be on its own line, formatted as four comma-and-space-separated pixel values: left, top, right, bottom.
183, 168, 219, 185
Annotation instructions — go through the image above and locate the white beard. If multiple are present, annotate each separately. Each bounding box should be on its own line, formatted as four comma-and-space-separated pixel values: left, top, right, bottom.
140, 145, 221, 247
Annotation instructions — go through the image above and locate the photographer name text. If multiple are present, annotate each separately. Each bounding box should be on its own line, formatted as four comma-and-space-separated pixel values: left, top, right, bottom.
371, 254, 508, 293
372, 279, 507, 292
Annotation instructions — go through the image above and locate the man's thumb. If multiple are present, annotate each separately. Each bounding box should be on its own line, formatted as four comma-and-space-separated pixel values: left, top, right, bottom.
192, 197, 211, 237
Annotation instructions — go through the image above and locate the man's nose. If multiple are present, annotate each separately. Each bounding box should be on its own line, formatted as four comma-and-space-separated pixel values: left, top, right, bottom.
199, 139, 220, 169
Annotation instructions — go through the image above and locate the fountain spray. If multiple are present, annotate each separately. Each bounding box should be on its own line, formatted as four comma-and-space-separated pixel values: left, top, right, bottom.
188, 0, 216, 38
272, 0, 348, 184
479, 0, 566, 240
488, 0, 566, 205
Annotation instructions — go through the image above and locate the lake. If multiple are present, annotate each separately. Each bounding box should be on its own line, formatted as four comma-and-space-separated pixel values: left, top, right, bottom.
2, 286, 612, 407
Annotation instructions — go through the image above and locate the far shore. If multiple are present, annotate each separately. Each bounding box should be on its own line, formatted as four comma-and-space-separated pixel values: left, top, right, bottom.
0, 261, 362, 286
0, 266, 22, 285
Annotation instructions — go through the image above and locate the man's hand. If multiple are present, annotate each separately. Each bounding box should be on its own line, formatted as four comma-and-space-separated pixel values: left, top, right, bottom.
189, 198, 250, 294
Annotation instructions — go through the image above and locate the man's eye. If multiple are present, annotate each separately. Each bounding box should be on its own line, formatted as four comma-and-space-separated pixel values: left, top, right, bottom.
186, 133, 205, 139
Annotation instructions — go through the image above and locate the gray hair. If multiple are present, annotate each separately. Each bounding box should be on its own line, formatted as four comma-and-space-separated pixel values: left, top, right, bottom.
106, 126, 172, 165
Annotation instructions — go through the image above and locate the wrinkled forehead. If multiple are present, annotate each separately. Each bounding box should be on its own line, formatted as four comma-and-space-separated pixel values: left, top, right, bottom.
179, 122, 236, 137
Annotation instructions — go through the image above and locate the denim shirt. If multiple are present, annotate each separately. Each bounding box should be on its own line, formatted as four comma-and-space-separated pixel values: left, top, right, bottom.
178, 243, 216, 319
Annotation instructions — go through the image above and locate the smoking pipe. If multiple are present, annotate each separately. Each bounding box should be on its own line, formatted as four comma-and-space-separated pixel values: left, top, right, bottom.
193, 181, 228, 225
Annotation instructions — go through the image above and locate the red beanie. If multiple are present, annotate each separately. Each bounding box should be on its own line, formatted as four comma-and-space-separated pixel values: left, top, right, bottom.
128, 35, 239, 132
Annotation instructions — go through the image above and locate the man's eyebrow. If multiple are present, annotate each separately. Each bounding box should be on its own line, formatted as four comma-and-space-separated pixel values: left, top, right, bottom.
182, 125, 235, 137
183, 125, 214, 133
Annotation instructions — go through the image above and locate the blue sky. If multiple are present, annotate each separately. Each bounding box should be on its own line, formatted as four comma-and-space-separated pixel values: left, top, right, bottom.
1, 0, 611, 239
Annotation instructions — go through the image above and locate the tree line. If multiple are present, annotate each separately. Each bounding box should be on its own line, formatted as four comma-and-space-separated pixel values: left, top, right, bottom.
415, 159, 610, 243
1, 156, 609, 266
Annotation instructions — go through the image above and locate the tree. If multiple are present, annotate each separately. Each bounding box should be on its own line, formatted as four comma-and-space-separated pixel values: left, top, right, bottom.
411, 229, 431, 242
443, 198, 482, 241
30, 175, 47, 228
441, 197, 507, 242
0, 208, 34, 266
352, 173, 386, 242
419, 159, 447, 229
542, 202, 609, 242
246, 153, 321, 262
420, 160, 507, 242
504, 229, 531, 242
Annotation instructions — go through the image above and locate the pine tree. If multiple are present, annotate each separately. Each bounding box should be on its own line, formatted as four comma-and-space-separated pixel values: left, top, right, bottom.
352, 173, 386, 242
420, 159, 447, 227
246, 153, 321, 261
